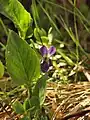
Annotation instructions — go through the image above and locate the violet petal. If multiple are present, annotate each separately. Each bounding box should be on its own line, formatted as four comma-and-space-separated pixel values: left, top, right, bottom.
41, 61, 49, 72
48, 46, 56, 56
40, 46, 48, 56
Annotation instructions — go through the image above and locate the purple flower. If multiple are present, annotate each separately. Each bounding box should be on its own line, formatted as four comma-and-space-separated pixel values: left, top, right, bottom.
48, 46, 56, 56
40, 45, 56, 73
40, 46, 56, 57
41, 61, 49, 73
40, 46, 48, 56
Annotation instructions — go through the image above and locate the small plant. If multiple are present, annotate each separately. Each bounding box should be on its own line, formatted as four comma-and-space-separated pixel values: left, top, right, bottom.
0, 0, 48, 119
1, 0, 90, 118
5, 30, 48, 120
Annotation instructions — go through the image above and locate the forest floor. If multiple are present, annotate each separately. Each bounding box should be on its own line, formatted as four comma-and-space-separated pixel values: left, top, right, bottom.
0, 78, 90, 120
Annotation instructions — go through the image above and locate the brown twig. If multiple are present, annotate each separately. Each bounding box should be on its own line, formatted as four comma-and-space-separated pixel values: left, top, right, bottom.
58, 107, 90, 120
0, 103, 11, 117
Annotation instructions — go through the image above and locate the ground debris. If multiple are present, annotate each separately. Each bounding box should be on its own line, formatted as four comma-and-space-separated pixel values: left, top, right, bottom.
45, 82, 90, 120
1, 81, 90, 120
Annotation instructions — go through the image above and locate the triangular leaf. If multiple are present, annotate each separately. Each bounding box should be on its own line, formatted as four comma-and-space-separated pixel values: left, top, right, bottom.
6, 30, 40, 85
33, 75, 47, 105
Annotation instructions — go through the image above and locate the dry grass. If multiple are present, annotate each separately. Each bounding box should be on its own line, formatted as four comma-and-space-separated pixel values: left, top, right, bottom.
1, 81, 90, 120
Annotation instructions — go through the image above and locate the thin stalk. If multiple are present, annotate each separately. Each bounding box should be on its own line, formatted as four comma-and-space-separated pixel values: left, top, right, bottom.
0, 42, 6, 50
68, 0, 90, 27
37, 0, 63, 38
0, 18, 8, 50
74, 0, 79, 82
59, 15, 90, 60
0, 18, 8, 36
32, 0, 39, 28
45, 0, 90, 34
26, 85, 32, 120
43, 0, 74, 14
63, 1, 69, 26
28, 86, 32, 99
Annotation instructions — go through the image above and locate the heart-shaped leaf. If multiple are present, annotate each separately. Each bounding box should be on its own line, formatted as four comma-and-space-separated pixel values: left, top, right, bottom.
6, 30, 40, 85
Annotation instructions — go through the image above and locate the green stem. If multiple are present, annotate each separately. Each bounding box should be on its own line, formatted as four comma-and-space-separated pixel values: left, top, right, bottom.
27, 86, 32, 119
37, 0, 63, 38
0, 42, 6, 50
28, 86, 32, 99
0, 18, 8, 36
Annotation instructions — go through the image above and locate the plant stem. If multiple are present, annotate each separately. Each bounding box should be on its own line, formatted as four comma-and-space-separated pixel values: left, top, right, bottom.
0, 18, 8, 36
27, 85, 32, 120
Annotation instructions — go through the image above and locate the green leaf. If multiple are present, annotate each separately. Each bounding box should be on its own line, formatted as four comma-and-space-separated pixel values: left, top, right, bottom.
6, 30, 40, 85
13, 101, 24, 114
0, 0, 33, 38
41, 36, 48, 44
33, 75, 47, 105
34, 28, 41, 41
23, 98, 30, 111
30, 96, 40, 114
40, 28, 47, 36
25, 27, 33, 39
0, 61, 4, 78
34, 28, 47, 43
20, 116, 29, 120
